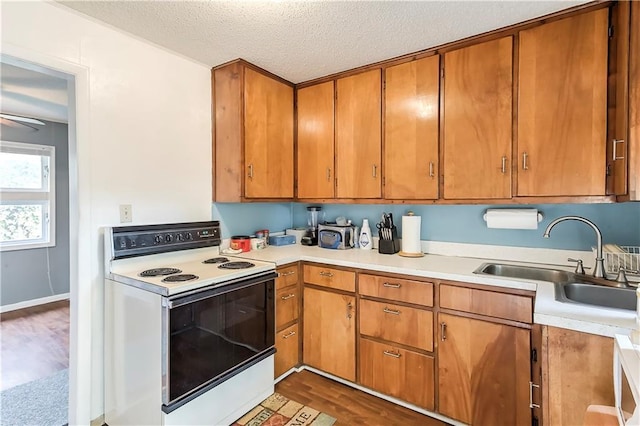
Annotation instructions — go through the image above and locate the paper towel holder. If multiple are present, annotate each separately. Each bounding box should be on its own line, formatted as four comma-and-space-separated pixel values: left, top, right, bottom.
482, 209, 544, 223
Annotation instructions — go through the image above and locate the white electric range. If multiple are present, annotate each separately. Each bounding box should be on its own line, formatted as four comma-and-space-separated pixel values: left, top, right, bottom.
104, 221, 277, 426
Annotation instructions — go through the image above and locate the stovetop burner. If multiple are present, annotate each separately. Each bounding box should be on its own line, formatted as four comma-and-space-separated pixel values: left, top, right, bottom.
218, 261, 255, 270
162, 274, 199, 283
203, 257, 229, 264
140, 267, 182, 277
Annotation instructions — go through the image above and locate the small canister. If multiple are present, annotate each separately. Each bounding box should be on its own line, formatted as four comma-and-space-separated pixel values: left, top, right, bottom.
255, 229, 270, 245
251, 238, 266, 250
230, 235, 251, 252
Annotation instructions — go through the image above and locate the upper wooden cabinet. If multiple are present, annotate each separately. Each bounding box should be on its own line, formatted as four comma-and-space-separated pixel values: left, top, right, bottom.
335, 69, 382, 199
296, 81, 335, 199
517, 9, 608, 196
384, 56, 440, 200
213, 61, 294, 201
442, 37, 513, 199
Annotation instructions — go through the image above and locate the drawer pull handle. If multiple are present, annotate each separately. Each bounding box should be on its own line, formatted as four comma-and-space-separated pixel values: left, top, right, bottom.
383, 350, 401, 358
282, 331, 296, 339
346, 301, 353, 319
280, 294, 296, 300
383, 282, 401, 289
278, 271, 295, 277
383, 307, 400, 315
613, 139, 625, 160
441, 322, 447, 341
529, 381, 540, 409
319, 271, 334, 278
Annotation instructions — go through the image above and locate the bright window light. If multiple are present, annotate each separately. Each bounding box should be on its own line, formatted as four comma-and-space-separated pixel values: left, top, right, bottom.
0, 141, 55, 251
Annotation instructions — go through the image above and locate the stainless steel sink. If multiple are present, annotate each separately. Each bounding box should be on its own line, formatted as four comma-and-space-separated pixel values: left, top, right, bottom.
474, 262, 637, 311
474, 263, 573, 283
555, 282, 636, 311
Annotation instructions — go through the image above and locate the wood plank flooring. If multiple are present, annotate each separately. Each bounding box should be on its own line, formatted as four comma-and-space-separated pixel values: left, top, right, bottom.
276, 370, 449, 426
0, 300, 70, 391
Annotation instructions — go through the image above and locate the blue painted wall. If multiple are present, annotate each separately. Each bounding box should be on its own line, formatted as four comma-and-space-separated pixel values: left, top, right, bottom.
213, 202, 640, 251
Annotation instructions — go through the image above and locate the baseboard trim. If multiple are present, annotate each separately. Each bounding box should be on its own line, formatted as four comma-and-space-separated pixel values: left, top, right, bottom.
0, 293, 70, 313
90, 414, 105, 426
298, 365, 464, 426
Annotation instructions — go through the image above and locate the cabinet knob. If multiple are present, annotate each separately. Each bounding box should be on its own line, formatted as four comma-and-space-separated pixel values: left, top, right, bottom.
346, 301, 353, 319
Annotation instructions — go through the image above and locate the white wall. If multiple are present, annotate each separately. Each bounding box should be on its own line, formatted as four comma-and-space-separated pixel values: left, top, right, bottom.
1, 1, 212, 422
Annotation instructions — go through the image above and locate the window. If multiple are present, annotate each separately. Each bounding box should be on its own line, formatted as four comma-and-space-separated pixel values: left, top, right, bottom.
0, 141, 55, 251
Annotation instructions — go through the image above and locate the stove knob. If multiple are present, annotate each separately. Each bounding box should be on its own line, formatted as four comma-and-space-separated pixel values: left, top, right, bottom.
185, 232, 193, 240
154, 235, 163, 244
165, 234, 173, 243
176, 233, 185, 242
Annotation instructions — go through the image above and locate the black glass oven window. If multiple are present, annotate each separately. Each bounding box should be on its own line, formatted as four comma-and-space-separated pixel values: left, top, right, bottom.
168, 280, 274, 402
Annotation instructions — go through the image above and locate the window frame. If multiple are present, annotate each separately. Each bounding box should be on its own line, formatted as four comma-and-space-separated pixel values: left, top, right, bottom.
0, 140, 56, 251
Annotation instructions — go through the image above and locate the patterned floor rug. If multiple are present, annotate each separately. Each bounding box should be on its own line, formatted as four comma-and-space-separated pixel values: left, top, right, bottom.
233, 392, 337, 426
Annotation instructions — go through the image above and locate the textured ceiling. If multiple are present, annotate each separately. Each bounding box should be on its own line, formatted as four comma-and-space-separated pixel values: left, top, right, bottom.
56, 1, 590, 84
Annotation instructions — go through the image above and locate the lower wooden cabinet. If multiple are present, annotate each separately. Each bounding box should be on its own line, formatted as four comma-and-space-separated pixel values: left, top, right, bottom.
359, 338, 435, 410
275, 323, 299, 378
438, 313, 531, 426
303, 286, 356, 381
542, 326, 614, 426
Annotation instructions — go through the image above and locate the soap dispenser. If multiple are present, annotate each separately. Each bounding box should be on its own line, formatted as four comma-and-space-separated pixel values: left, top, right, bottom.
359, 219, 372, 250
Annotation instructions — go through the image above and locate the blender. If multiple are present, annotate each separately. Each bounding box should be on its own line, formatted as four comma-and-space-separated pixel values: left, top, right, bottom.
301, 206, 323, 246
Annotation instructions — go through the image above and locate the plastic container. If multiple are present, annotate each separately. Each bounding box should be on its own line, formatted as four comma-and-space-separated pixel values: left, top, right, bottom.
359, 219, 372, 250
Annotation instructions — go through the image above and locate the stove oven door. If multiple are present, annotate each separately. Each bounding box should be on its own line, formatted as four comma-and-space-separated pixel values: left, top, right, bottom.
161, 271, 276, 413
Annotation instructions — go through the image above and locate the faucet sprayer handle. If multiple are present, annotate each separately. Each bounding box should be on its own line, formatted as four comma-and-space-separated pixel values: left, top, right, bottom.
614, 268, 638, 286
567, 258, 586, 275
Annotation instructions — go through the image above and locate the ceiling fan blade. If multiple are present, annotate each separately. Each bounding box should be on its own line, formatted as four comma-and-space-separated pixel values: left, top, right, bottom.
0, 113, 46, 126
0, 116, 41, 131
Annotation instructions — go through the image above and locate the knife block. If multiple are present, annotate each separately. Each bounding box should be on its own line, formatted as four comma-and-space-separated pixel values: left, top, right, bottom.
378, 226, 400, 255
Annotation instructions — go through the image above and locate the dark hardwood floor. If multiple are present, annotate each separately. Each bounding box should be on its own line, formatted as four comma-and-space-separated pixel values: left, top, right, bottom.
0, 300, 69, 391
276, 370, 449, 426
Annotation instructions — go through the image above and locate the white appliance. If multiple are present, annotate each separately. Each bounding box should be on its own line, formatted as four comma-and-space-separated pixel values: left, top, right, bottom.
614, 334, 640, 425
104, 221, 277, 426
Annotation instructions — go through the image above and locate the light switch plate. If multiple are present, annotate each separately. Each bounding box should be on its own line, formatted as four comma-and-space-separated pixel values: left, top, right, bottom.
119, 204, 132, 223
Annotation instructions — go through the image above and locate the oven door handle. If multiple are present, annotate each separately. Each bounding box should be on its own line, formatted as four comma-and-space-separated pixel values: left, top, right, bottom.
165, 271, 277, 308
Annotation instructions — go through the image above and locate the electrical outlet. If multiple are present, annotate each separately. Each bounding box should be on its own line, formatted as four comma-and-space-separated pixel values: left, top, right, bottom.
119, 204, 132, 223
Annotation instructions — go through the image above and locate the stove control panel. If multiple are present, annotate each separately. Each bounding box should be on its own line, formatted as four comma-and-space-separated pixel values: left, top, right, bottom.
111, 221, 221, 259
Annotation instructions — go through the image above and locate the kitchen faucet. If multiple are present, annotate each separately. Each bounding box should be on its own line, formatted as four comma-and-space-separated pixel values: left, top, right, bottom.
543, 216, 605, 279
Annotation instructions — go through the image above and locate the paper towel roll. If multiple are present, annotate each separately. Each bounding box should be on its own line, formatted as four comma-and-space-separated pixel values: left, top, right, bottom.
484, 209, 542, 230
401, 214, 422, 255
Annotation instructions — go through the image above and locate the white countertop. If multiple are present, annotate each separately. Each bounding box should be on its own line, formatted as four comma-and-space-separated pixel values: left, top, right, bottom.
234, 244, 637, 338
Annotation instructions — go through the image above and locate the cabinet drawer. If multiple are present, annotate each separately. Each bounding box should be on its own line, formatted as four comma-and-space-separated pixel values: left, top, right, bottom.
359, 338, 435, 410
276, 285, 299, 329
359, 274, 433, 307
440, 284, 532, 323
359, 299, 433, 351
304, 264, 355, 292
276, 265, 298, 291
275, 323, 299, 378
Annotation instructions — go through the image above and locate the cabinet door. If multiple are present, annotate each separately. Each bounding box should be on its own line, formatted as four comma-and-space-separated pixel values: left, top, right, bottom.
275, 323, 299, 378
443, 37, 513, 199
543, 326, 614, 426
359, 338, 435, 410
438, 313, 531, 426
518, 9, 608, 196
297, 82, 335, 198
336, 69, 382, 198
244, 68, 294, 198
384, 56, 440, 199
303, 287, 355, 381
